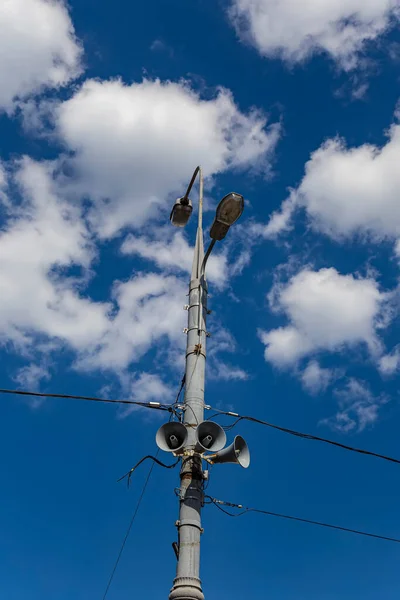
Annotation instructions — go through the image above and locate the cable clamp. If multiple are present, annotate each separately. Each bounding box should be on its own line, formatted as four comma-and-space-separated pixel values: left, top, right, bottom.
176, 519, 204, 533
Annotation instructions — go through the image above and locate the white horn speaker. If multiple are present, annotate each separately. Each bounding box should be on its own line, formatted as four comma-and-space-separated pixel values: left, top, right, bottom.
194, 421, 227, 453
156, 422, 188, 454
209, 435, 250, 468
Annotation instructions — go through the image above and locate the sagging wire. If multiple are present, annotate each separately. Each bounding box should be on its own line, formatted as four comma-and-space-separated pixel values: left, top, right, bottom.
205, 496, 400, 544
118, 455, 180, 488
204, 412, 244, 432
175, 355, 201, 427
102, 451, 160, 599
0, 387, 174, 413
205, 406, 400, 466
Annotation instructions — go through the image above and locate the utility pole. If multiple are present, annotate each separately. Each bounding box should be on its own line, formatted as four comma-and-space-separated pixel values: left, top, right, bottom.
169, 219, 207, 600
156, 167, 250, 600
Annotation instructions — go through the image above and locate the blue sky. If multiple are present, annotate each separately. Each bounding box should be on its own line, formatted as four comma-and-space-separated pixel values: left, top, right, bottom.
1, 0, 400, 598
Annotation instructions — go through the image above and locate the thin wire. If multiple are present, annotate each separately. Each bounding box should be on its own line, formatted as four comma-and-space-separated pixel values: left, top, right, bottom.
102, 452, 159, 600
0, 387, 172, 412
207, 407, 400, 466
175, 375, 186, 405
171, 374, 186, 423
207, 497, 400, 544
4, 387, 399, 466
182, 355, 201, 426
117, 455, 180, 487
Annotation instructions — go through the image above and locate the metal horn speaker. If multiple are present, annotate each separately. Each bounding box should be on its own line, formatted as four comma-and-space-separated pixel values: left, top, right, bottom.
209, 435, 250, 468
156, 422, 188, 454
195, 421, 227, 453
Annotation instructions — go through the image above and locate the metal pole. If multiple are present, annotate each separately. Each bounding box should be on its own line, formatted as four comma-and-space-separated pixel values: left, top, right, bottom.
169, 168, 207, 600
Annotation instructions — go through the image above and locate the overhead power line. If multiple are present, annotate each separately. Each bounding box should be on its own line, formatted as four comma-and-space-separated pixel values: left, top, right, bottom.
207, 496, 400, 544
2, 386, 400, 467
207, 407, 400, 466
0, 387, 172, 412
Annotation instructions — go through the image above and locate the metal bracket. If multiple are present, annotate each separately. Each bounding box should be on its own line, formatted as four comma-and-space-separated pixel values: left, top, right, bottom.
183, 328, 189, 334
183, 305, 189, 311
205, 332, 211, 338
175, 519, 204, 533
172, 542, 179, 560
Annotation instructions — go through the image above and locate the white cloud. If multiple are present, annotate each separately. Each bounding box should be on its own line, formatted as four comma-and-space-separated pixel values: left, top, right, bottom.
14, 363, 51, 390
204, 326, 249, 381
0, 0, 81, 111
322, 378, 387, 433
260, 268, 386, 366
0, 155, 248, 387
209, 360, 249, 381
121, 232, 229, 289
0, 157, 110, 351
229, 0, 399, 69
264, 118, 400, 242
54, 78, 279, 238
117, 372, 173, 418
301, 360, 335, 395
252, 195, 296, 240
379, 346, 400, 375
77, 273, 187, 371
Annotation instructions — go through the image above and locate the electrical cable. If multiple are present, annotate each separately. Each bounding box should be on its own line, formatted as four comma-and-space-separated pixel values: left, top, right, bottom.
206, 407, 400, 466
5, 386, 399, 467
170, 374, 186, 423
206, 496, 400, 544
174, 374, 186, 406
102, 453, 159, 600
180, 355, 201, 426
0, 387, 172, 412
117, 455, 180, 487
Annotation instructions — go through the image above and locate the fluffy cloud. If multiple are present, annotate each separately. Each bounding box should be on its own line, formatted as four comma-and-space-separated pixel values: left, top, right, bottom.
77, 272, 187, 371
301, 360, 335, 395
260, 268, 387, 366
54, 78, 279, 237
0, 153, 249, 385
322, 378, 388, 433
0, 160, 185, 371
0, 157, 110, 350
263, 117, 400, 243
116, 372, 174, 418
0, 0, 81, 111
379, 346, 400, 375
229, 0, 399, 68
0, 157, 203, 374
121, 232, 229, 289
14, 363, 51, 390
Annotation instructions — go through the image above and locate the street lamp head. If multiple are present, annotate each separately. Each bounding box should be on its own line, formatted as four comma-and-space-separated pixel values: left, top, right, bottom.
170, 197, 193, 227
209, 192, 244, 240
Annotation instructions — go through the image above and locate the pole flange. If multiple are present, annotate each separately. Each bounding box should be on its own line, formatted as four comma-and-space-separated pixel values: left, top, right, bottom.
169, 577, 204, 600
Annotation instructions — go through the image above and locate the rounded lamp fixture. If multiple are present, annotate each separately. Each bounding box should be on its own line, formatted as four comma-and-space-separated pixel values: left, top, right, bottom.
210, 192, 244, 240
170, 197, 193, 227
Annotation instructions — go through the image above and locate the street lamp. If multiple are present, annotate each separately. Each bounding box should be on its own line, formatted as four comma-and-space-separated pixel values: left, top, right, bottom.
170, 166, 244, 273
209, 192, 244, 241
170, 165, 201, 228
169, 197, 193, 227
160, 166, 248, 600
